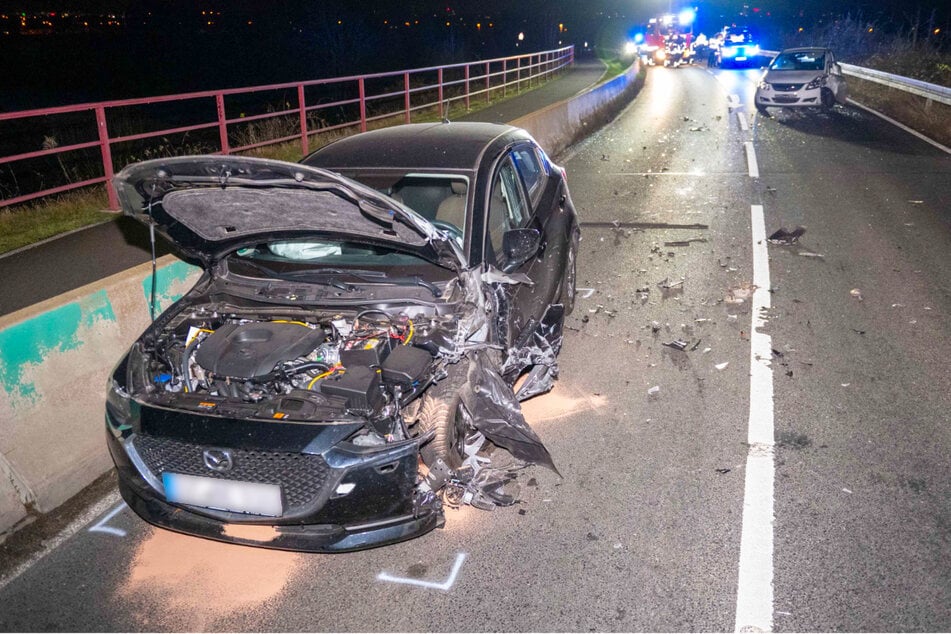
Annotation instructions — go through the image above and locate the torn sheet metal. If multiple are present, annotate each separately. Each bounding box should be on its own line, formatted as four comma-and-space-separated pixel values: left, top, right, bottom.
459, 350, 559, 474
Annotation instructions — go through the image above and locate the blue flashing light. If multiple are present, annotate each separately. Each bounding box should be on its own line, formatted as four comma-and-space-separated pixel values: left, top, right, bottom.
634, 32, 644, 43
678, 8, 695, 25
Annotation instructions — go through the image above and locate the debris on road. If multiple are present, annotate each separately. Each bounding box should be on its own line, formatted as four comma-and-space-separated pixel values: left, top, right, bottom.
662, 339, 689, 351
657, 277, 685, 290
799, 251, 824, 258
664, 237, 708, 247
726, 282, 757, 304
767, 226, 806, 245
714, 362, 729, 371
850, 288, 863, 301
647, 385, 661, 396
651, 321, 662, 333
715, 468, 732, 474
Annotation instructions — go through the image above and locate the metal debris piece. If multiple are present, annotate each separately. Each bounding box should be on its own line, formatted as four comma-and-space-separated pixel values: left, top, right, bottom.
662, 339, 689, 351
664, 237, 708, 247
767, 226, 806, 245
850, 288, 863, 300
657, 277, 684, 290
715, 468, 731, 474
690, 339, 702, 351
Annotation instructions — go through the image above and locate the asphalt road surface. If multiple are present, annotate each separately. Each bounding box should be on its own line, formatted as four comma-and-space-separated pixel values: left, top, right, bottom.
1, 64, 949, 632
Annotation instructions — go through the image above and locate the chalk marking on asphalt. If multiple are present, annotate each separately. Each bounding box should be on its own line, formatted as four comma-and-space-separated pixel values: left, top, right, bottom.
575, 288, 595, 299
377, 552, 467, 591
847, 99, 951, 155
745, 141, 760, 178
87, 501, 128, 537
734, 203, 775, 632
0, 490, 122, 593
737, 110, 750, 131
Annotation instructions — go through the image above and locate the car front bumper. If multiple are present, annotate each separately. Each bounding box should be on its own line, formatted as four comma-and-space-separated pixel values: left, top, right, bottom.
107, 420, 444, 552
755, 86, 823, 108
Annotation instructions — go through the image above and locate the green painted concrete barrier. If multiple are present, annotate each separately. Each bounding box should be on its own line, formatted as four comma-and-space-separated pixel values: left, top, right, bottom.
0, 256, 199, 538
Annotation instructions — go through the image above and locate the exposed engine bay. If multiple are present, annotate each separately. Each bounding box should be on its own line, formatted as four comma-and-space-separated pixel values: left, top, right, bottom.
128, 299, 557, 511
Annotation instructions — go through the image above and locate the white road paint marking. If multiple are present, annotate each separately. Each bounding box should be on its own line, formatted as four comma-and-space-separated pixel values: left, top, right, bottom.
847, 99, 951, 155
737, 110, 750, 131
745, 141, 760, 178
576, 287, 596, 299
0, 490, 122, 593
377, 552, 467, 591
734, 204, 776, 632
87, 501, 128, 537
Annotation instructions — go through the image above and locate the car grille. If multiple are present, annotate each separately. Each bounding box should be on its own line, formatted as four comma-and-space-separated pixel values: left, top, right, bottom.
772, 83, 804, 92
133, 434, 332, 509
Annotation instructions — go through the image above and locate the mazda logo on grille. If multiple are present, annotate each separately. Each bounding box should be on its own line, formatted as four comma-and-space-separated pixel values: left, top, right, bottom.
203, 448, 234, 472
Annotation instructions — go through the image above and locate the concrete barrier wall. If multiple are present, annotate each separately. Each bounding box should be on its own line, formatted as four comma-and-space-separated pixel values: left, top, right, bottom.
0, 256, 200, 537
0, 59, 644, 540
512, 59, 643, 158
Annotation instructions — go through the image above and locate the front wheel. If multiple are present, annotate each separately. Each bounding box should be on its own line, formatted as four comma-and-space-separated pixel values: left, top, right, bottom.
418, 367, 472, 470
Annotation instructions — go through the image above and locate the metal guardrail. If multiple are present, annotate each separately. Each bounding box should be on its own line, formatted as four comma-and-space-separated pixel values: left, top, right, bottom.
759, 49, 951, 106
0, 45, 574, 210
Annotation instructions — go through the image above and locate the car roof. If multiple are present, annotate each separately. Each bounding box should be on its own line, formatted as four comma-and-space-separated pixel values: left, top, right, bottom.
778, 47, 831, 54
303, 122, 528, 171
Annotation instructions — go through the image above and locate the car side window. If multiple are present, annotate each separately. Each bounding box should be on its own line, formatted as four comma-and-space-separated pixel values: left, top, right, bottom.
511, 146, 546, 206
487, 158, 530, 265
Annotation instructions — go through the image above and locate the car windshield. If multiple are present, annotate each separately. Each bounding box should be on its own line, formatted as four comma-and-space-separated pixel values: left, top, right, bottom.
772, 52, 825, 71
227, 238, 452, 279
332, 171, 469, 246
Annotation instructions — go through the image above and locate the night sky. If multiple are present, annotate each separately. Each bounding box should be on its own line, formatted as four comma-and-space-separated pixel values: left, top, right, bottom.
2, 0, 947, 110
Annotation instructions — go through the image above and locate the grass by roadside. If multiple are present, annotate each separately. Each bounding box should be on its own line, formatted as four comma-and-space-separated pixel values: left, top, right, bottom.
0, 189, 116, 255
596, 53, 633, 83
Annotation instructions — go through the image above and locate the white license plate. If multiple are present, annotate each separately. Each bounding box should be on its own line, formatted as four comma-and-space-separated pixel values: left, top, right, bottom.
163, 472, 283, 517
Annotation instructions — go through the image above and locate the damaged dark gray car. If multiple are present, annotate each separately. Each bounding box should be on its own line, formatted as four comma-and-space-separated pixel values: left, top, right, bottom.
105, 122, 579, 552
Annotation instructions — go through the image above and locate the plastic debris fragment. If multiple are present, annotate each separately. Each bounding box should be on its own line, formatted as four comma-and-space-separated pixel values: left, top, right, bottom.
715, 362, 729, 371
647, 385, 660, 396
850, 289, 863, 300
663, 339, 689, 351
767, 226, 806, 245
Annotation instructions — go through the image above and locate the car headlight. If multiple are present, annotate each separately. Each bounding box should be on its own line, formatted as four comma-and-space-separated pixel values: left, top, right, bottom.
106, 377, 138, 436
806, 75, 827, 90
758, 81, 771, 91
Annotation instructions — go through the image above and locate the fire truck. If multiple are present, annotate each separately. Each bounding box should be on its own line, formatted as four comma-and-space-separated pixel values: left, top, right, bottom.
636, 9, 696, 67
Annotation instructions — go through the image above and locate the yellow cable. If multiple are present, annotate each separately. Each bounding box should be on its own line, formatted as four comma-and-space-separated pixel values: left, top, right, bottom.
307, 365, 343, 390
272, 320, 310, 327
403, 319, 414, 345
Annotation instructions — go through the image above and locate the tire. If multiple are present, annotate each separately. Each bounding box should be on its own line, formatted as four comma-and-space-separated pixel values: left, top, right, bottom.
418, 366, 471, 469
560, 230, 579, 315
756, 104, 769, 116
820, 88, 836, 110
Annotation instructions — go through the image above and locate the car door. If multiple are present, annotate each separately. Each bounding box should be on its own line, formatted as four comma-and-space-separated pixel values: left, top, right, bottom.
484, 153, 551, 350
826, 52, 849, 103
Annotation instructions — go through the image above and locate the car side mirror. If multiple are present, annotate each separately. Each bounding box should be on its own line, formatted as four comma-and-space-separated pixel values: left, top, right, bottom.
502, 228, 541, 269
832, 63, 842, 75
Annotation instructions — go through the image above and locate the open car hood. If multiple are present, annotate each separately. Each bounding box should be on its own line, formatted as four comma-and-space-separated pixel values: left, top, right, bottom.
113, 156, 465, 270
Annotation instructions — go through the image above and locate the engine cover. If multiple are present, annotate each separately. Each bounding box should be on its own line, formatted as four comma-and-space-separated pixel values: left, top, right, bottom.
195, 322, 325, 379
